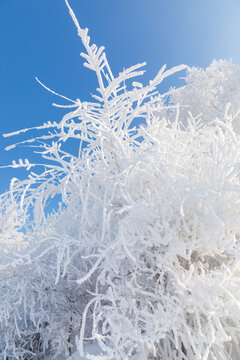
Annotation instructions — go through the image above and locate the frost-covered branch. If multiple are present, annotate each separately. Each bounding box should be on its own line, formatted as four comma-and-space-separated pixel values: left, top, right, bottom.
1, 2, 240, 360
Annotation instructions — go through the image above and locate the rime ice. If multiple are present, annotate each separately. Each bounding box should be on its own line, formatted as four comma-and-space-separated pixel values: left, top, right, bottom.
1, 1, 240, 360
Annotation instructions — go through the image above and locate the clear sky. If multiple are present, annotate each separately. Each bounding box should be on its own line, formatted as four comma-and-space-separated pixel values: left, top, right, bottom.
1, 0, 240, 193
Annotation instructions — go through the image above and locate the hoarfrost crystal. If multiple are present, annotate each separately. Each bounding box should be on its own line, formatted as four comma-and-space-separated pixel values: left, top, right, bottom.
1, 1, 240, 359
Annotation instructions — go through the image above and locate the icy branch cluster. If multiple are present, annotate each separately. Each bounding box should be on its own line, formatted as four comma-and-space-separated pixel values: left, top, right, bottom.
170, 59, 240, 133
1, 1, 240, 359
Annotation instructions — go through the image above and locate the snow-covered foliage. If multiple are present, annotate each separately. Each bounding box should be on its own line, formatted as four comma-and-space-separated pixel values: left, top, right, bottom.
170, 59, 240, 132
1, 1, 240, 359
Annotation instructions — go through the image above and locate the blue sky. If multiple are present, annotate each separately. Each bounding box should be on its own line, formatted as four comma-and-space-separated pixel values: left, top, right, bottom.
1, 0, 240, 193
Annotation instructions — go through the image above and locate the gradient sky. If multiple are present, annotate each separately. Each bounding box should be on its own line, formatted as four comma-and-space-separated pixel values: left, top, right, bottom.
1, 0, 240, 193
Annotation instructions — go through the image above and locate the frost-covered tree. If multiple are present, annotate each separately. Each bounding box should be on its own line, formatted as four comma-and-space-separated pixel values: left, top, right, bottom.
1, 1, 240, 360
170, 59, 240, 132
